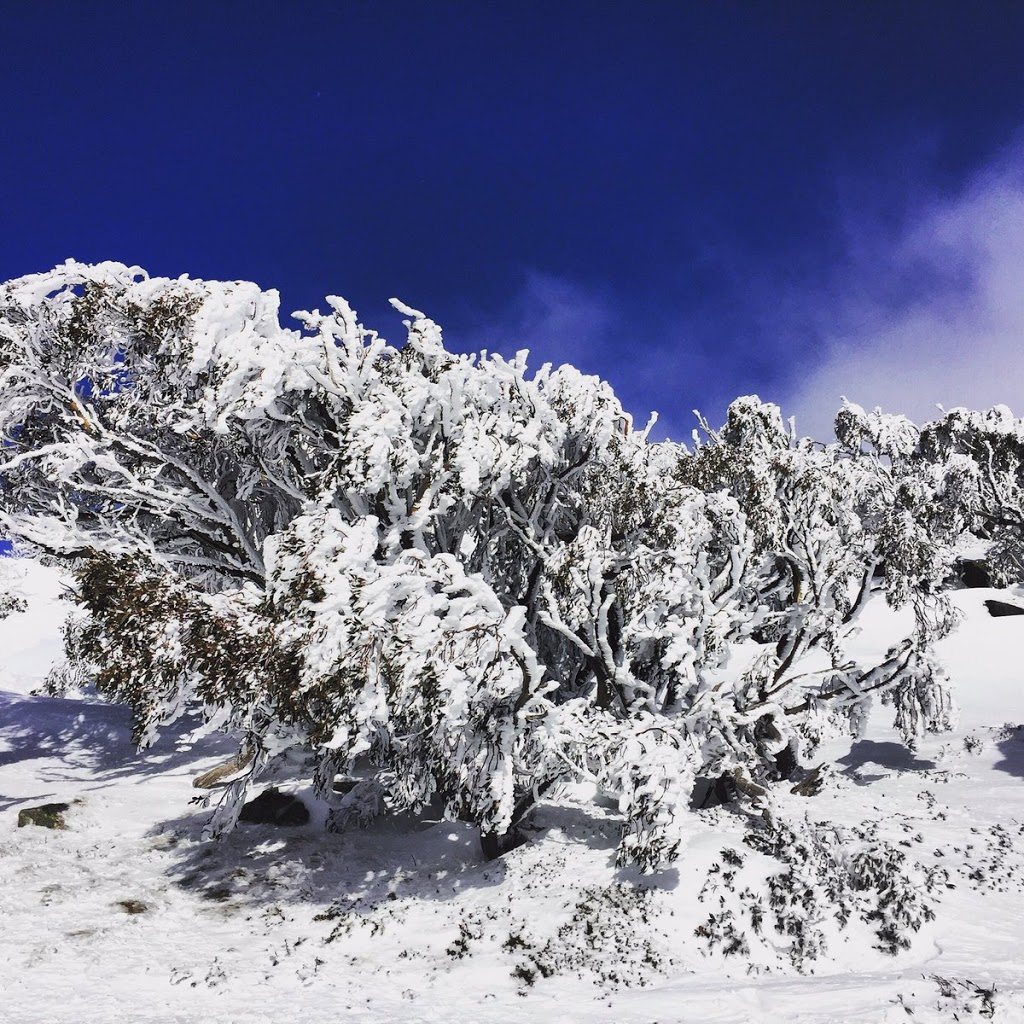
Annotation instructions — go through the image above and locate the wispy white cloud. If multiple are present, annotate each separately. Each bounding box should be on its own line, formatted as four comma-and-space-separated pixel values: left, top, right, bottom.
785, 140, 1024, 439
455, 270, 617, 372
450, 271, 692, 439
450, 140, 1024, 447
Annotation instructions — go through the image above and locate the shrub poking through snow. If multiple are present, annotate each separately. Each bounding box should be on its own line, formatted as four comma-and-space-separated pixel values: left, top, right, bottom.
929, 975, 998, 1019
17, 802, 70, 829
0, 261, 983, 868
739, 820, 944, 967
0, 558, 28, 619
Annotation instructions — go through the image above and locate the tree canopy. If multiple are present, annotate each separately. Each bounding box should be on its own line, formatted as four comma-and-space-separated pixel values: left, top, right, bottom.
0, 261, 1010, 869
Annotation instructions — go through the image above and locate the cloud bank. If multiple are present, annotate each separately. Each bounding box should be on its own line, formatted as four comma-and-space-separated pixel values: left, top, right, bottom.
451, 138, 1024, 447
450, 270, 760, 444
785, 141, 1024, 439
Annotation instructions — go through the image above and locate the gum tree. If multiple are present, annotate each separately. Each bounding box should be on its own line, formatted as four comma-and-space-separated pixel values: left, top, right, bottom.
0, 262, 964, 869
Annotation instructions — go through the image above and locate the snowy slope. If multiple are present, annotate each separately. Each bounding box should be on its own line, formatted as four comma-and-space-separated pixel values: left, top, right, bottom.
2, 561, 1024, 1023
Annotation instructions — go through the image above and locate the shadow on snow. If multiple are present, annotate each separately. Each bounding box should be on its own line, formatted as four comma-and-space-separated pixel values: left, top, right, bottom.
836, 739, 938, 781
992, 724, 1024, 780
145, 800, 513, 921
0, 689, 234, 810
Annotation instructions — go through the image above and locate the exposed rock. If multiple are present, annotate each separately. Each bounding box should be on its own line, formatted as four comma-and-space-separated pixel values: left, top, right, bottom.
480, 827, 529, 860
984, 599, 1024, 618
957, 559, 993, 589
237, 787, 309, 827
193, 743, 254, 788
116, 899, 149, 914
332, 776, 359, 795
791, 764, 827, 797
17, 802, 70, 829
199, 886, 233, 902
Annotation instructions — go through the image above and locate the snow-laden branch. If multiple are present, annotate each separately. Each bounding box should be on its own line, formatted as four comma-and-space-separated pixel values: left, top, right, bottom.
0, 263, 976, 871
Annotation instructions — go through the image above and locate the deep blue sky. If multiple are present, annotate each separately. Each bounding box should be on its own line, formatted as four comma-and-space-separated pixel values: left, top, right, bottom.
5, 2, 1024, 438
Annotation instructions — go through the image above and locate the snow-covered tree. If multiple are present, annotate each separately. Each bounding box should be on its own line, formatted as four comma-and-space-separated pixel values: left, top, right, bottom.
672, 398, 959, 782
0, 262, 964, 869
915, 404, 1024, 585
0, 555, 28, 619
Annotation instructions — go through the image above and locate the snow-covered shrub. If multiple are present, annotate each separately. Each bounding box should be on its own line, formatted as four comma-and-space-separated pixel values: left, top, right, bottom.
0, 262, 968, 867
916, 404, 1024, 585
740, 819, 944, 968
0, 557, 27, 619
505, 883, 667, 989
682, 397, 960, 762
929, 975, 998, 1019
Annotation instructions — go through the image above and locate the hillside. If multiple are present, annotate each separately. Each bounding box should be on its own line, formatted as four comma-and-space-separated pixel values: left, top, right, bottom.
3, 559, 1024, 1023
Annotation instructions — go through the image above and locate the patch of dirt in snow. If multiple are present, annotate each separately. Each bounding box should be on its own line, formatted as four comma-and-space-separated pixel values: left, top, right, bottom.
3, 569, 1024, 1022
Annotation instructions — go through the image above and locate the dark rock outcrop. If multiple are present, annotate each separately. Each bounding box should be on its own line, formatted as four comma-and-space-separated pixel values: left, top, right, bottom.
984, 599, 1024, 617
958, 559, 994, 589
17, 802, 70, 829
237, 787, 309, 827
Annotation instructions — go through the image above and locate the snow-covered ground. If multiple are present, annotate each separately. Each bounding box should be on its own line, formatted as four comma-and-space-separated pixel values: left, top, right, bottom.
3, 560, 1024, 1023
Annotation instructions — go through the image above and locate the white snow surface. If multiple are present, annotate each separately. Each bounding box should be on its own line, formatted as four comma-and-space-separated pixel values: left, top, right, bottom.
3, 560, 1024, 1023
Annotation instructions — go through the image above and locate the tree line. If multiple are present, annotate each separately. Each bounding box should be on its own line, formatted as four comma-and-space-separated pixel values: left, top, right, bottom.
1, 261, 1020, 869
